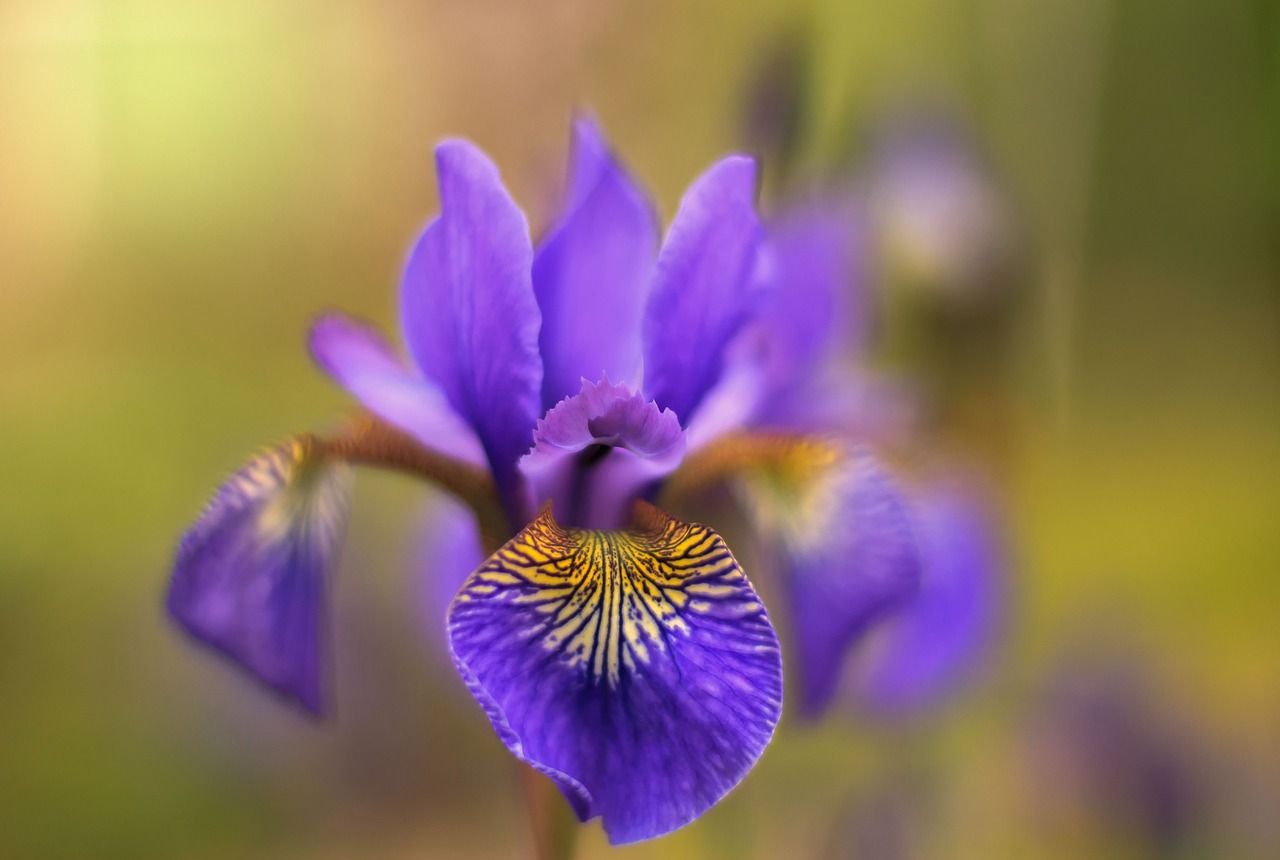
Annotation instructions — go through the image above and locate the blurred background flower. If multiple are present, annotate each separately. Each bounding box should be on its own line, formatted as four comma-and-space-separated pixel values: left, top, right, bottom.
1, 0, 1277, 858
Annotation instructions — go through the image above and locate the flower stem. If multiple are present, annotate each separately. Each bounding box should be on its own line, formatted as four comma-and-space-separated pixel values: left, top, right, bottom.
519, 764, 578, 860
316, 412, 510, 546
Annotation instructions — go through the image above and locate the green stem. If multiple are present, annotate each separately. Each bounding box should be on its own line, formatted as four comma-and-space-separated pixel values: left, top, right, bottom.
317, 412, 510, 546
519, 763, 579, 860
324, 416, 580, 856
467, 535, 578, 859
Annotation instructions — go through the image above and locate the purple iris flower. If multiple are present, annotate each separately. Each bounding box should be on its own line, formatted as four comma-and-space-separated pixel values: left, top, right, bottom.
171, 118, 777, 843
167, 116, 966, 843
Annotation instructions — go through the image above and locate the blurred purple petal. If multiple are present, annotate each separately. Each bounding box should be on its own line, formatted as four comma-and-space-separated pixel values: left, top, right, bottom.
867, 113, 1015, 301
415, 495, 485, 654
1024, 651, 1212, 855
759, 369, 921, 447
448, 504, 782, 844
401, 140, 542, 501
520, 378, 685, 530
755, 199, 865, 384
534, 118, 658, 408
852, 483, 1002, 714
167, 438, 352, 716
683, 350, 770, 450
642, 156, 763, 425
308, 313, 487, 467
767, 451, 922, 717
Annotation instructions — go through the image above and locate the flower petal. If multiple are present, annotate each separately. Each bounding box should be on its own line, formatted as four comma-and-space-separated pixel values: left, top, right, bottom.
756, 199, 865, 384
851, 483, 1002, 714
402, 140, 542, 500
448, 503, 783, 844
167, 437, 353, 716
642, 156, 763, 426
415, 495, 486, 656
308, 313, 488, 467
742, 449, 922, 717
682, 346, 770, 451
868, 112, 1016, 300
687, 200, 864, 446
755, 369, 921, 446
519, 378, 685, 530
534, 118, 659, 409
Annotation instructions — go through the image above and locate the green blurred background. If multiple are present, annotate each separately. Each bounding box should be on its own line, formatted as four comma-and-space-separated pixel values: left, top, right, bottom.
1, 1, 1277, 857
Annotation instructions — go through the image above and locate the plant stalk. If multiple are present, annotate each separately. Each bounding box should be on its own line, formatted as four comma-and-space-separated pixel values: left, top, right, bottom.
519, 764, 578, 860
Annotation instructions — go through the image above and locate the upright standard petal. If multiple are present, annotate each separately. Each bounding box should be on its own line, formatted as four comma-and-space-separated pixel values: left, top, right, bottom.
448, 503, 783, 844
402, 141, 542, 501
167, 437, 353, 716
742, 449, 921, 717
642, 156, 763, 425
308, 313, 487, 467
682, 345, 769, 451
755, 200, 864, 386
519, 378, 685, 530
851, 484, 1001, 714
533, 119, 659, 409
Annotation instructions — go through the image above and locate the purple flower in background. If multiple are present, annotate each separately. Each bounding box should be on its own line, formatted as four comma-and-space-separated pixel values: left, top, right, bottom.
167, 115, 985, 843
1022, 651, 1213, 856
866, 112, 1018, 305
846, 482, 1003, 715
706, 190, 1004, 719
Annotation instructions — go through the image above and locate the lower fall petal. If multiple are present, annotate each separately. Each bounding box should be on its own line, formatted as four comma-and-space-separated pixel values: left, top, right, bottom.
851, 483, 1002, 714
167, 437, 352, 716
740, 448, 922, 718
447, 503, 782, 844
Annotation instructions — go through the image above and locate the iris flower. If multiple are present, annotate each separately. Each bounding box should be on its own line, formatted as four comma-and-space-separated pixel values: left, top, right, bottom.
168, 117, 934, 843
866, 111, 1019, 305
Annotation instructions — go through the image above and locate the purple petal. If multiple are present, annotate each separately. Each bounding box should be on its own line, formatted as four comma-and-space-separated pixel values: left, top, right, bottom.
766, 450, 922, 717
642, 156, 763, 426
692, 200, 865, 445
851, 483, 1002, 714
867, 111, 1016, 300
683, 349, 769, 451
448, 504, 783, 844
756, 199, 865, 384
308, 313, 487, 467
414, 495, 486, 656
534, 118, 659, 408
167, 438, 353, 716
756, 369, 922, 447
401, 140, 542, 500
520, 378, 685, 530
